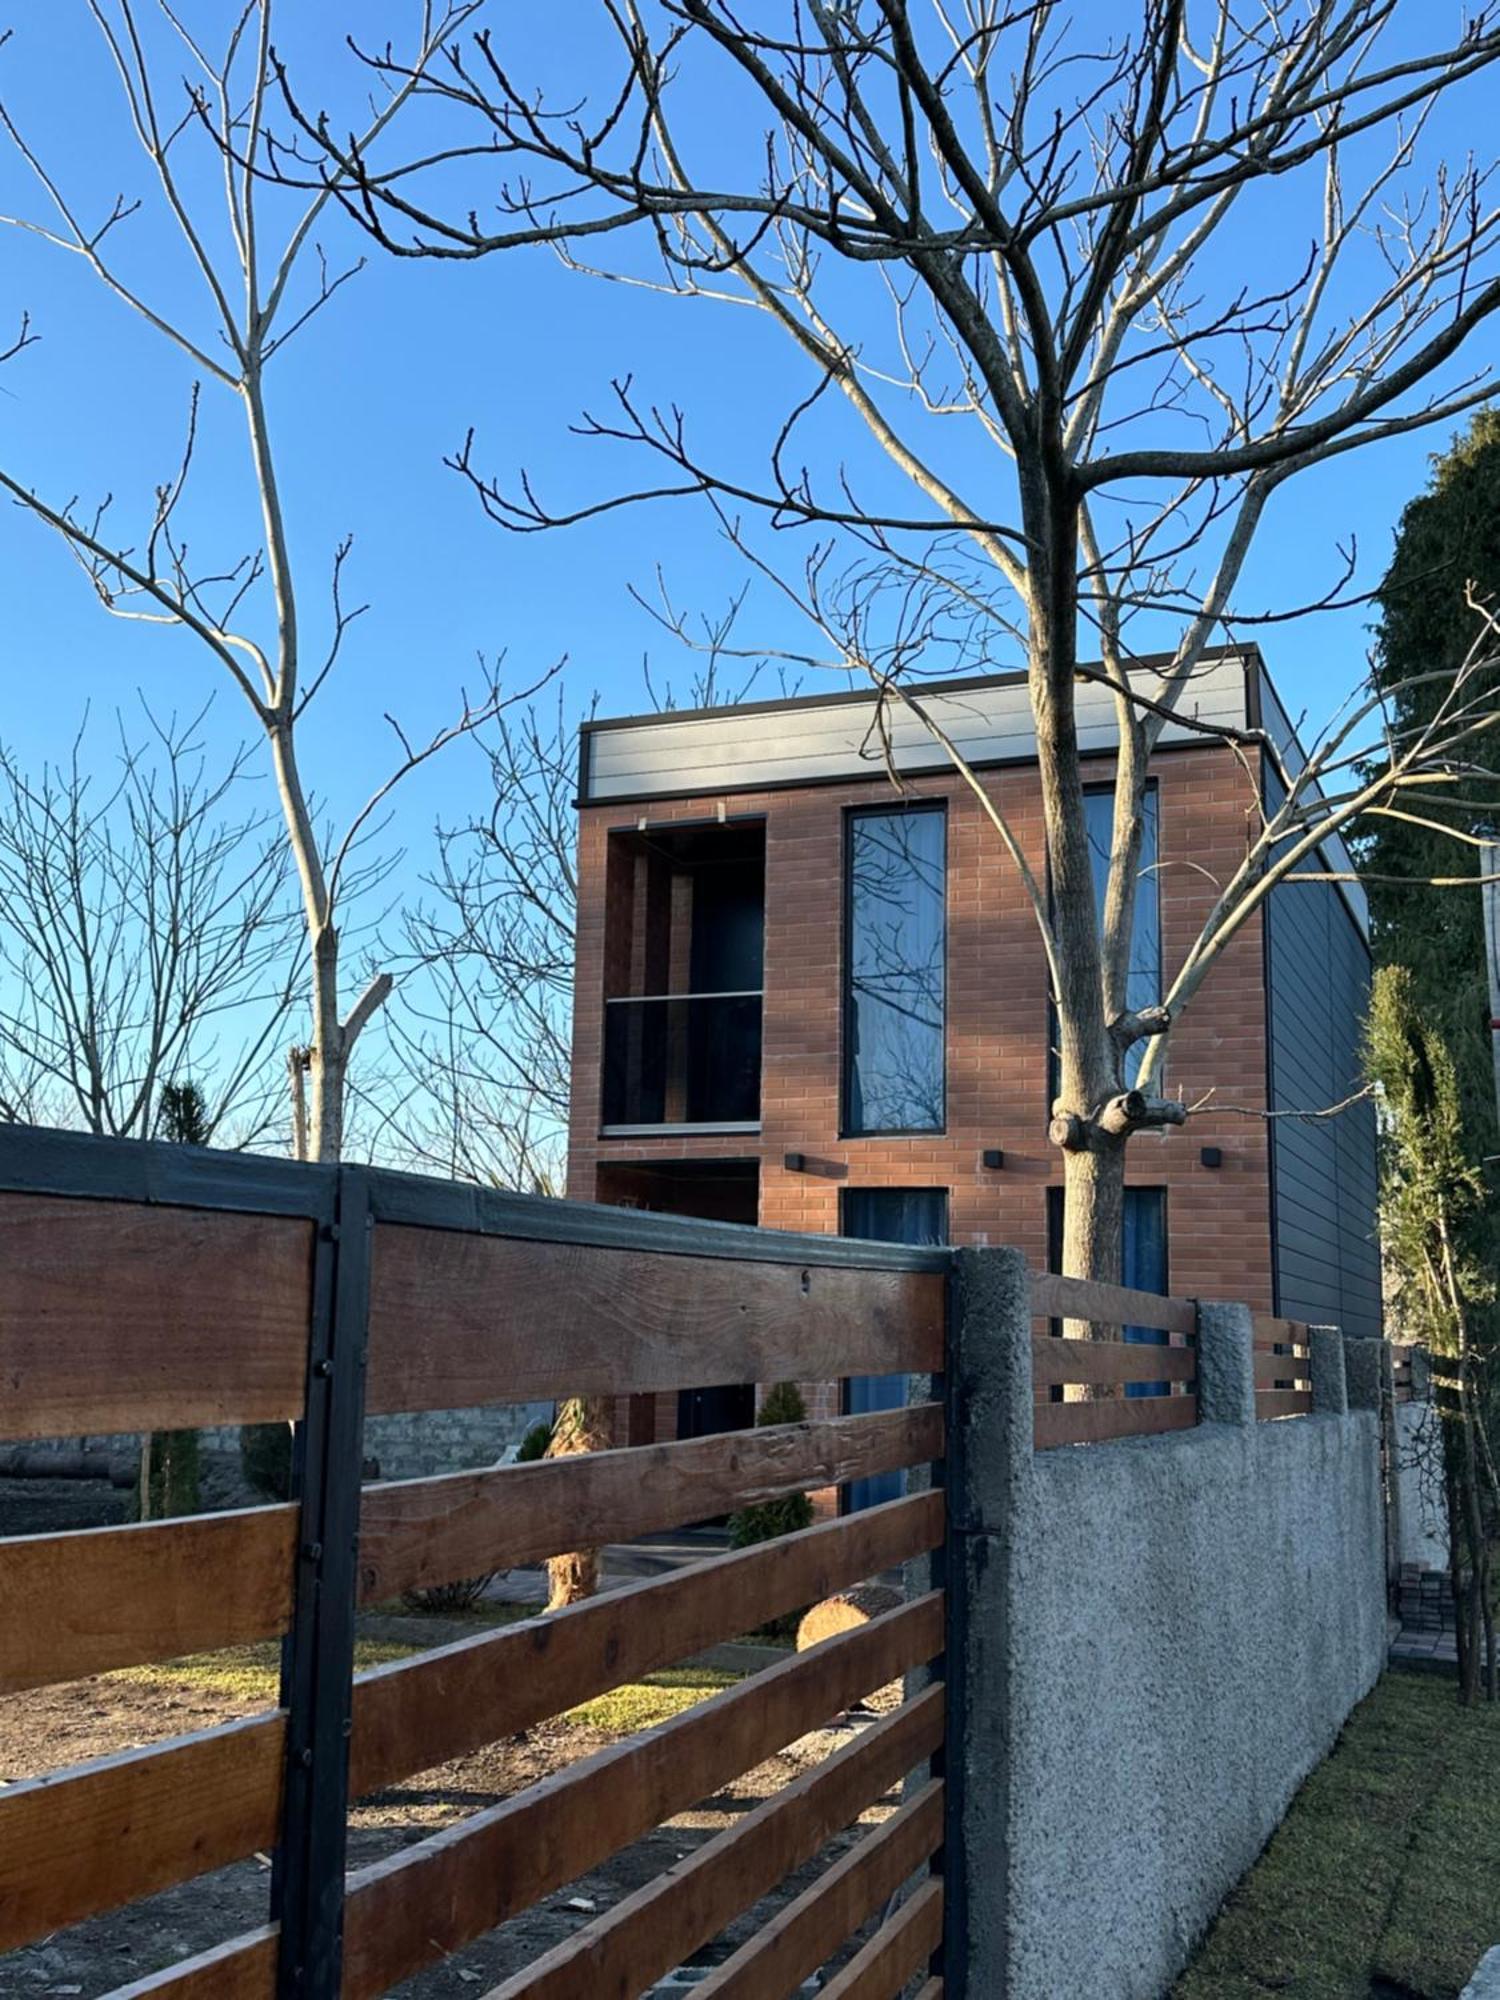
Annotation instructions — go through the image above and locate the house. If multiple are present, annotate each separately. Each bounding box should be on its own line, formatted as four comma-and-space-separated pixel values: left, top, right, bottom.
566, 647, 1381, 1461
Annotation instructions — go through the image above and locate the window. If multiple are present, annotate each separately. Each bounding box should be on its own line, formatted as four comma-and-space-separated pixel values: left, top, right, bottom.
1046, 1185, 1170, 1395
843, 806, 946, 1135
1048, 783, 1161, 1100
841, 1188, 948, 1509
1084, 783, 1160, 1015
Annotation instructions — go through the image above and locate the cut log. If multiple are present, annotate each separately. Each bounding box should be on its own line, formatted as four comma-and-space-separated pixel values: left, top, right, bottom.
797, 1584, 906, 1713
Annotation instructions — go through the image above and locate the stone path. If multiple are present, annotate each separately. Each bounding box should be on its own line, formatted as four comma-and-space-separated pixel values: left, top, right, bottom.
1389, 1563, 1458, 1673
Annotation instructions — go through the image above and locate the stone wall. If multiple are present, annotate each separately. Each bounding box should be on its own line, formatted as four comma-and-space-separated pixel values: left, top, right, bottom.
944, 1251, 1390, 2000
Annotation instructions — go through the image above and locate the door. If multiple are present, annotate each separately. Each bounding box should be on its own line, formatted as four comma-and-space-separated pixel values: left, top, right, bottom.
840, 1187, 949, 1510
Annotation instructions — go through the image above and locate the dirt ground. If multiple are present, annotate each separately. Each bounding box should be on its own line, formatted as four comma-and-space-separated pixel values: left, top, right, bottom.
0, 1639, 901, 1999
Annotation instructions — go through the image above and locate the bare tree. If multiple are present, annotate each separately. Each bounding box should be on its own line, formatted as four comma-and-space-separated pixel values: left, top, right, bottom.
0, 704, 300, 1144
300, 1, 1500, 1282
386, 693, 581, 1189
0, 0, 552, 1162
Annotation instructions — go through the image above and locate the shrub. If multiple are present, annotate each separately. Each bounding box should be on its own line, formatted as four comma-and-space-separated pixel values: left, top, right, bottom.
729, 1381, 815, 1552
401, 1573, 497, 1616
516, 1418, 554, 1462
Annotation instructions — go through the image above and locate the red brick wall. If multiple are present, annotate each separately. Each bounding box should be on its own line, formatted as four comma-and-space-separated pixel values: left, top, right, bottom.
568, 745, 1276, 1440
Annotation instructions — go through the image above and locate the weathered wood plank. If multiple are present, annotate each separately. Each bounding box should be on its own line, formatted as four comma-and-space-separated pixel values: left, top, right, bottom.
484, 1701, 944, 2000
1254, 1351, 1310, 1387
101, 1928, 278, 2000
366, 1224, 944, 1412
818, 1877, 943, 2000
0, 1503, 943, 1952
353, 1493, 943, 1796
0, 1194, 313, 1437
1031, 1339, 1196, 1390
357, 1406, 943, 1600
1030, 1270, 1197, 1337
1256, 1389, 1314, 1420
691, 1782, 944, 2000
1251, 1312, 1310, 1348
0, 1715, 285, 1953
2, 1410, 941, 1696
0, 1504, 297, 1694
339, 1597, 945, 2000
1034, 1396, 1198, 1450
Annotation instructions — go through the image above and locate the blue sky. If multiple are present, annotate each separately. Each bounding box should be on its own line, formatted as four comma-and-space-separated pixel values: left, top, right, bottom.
0, 3, 1493, 1001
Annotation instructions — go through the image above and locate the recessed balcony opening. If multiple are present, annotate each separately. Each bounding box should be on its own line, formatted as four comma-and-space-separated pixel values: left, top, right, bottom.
600, 819, 765, 1134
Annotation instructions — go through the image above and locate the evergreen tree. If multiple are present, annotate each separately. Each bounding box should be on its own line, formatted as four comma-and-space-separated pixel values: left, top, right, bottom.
139, 1083, 208, 1519
1364, 414, 1500, 1293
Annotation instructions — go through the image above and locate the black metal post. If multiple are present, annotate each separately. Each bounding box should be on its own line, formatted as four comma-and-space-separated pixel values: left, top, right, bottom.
274, 1165, 372, 1998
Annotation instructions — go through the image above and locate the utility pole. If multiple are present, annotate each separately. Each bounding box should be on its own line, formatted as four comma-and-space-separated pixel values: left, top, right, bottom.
1484, 842, 1500, 1133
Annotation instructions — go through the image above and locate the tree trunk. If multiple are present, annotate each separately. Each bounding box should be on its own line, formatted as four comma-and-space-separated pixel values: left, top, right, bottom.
544, 1395, 614, 1609
1059, 1138, 1128, 1289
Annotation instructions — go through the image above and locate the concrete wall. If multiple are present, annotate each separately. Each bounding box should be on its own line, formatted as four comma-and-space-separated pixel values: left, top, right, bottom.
949, 1253, 1390, 2000
1395, 1394, 1449, 1572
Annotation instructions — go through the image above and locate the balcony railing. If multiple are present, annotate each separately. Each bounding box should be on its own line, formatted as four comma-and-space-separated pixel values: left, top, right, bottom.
602, 991, 763, 1131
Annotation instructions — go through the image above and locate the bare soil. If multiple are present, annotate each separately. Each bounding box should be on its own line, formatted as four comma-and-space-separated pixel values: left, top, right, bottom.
0, 1656, 898, 1999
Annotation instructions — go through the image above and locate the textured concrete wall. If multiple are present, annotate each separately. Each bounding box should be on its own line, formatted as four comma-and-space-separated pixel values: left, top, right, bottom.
1395, 1398, 1449, 1572
952, 1260, 1389, 2000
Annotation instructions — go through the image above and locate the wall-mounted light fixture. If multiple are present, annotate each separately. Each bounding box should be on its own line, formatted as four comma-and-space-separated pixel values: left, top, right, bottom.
784, 1152, 806, 1173
1200, 1146, 1223, 1169
982, 1148, 1006, 1170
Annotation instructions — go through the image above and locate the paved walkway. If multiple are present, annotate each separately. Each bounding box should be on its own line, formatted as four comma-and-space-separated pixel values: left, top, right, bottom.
1390, 1563, 1458, 1673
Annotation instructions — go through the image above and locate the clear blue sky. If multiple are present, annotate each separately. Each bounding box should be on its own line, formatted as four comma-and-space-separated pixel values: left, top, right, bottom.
0, 3, 1491, 904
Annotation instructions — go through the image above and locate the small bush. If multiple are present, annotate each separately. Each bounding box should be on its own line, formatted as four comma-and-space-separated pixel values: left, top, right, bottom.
401, 1572, 497, 1616
516, 1418, 554, 1462
729, 1382, 815, 1550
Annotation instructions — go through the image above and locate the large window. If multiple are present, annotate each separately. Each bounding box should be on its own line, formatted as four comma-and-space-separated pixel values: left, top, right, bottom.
1084, 782, 1160, 1014
843, 805, 947, 1135
841, 1187, 948, 1509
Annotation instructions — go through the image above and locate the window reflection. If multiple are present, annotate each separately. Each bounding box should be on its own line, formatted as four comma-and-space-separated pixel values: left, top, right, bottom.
844, 807, 946, 1134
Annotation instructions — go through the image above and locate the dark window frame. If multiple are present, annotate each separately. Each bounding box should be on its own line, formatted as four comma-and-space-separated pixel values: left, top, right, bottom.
840, 800, 949, 1139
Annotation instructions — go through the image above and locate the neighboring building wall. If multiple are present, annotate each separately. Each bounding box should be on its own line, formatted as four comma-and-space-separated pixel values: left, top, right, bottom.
570, 743, 1280, 1436
946, 1251, 1389, 2000
1395, 1397, 1449, 1571
1263, 771, 1383, 1339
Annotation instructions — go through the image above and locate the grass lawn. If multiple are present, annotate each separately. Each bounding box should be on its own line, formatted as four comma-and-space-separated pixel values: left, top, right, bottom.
1175, 1670, 1500, 2000
108, 1642, 741, 1731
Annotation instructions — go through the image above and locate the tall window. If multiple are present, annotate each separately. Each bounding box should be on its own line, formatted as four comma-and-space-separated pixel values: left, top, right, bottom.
1084, 782, 1160, 1014
1047, 1184, 1170, 1393
843, 805, 946, 1135
1049, 783, 1161, 1099
841, 1187, 948, 1508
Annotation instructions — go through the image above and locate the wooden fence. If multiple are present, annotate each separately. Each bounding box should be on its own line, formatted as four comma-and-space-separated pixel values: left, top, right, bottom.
0, 1128, 1323, 1999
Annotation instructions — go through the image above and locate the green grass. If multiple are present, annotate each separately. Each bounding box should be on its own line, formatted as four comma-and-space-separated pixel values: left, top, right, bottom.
1174, 1670, 1500, 2000
107, 1642, 740, 1731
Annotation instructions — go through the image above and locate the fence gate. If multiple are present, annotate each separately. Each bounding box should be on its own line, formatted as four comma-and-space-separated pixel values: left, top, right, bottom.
0, 1131, 955, 1999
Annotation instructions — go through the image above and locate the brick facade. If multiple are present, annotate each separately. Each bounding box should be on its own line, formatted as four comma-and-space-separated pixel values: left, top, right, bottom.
569, 744, 1277, 1444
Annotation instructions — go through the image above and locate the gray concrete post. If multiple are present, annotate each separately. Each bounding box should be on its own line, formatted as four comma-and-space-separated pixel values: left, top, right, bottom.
1310, 1327, 1348, 1416
1342, 1334, 1384, 1411
1194, 1301, 1256, 1426
943, 1245, 1033, 2000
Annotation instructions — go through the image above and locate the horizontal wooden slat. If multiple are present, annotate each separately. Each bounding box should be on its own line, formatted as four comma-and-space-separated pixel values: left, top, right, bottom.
0, 1193, 313, 1437
1030, 1271, 1196, 1337
1257, 1389, 1314, 1420
819, 1876, 943, 2000
1032, 1338, 1197, 1389
367, 1223, 944, 1412
0, 1498, 943, 1952
339, 1596, 945, 2000
1252, 1312, 1310, 1347
7, 1409, 941, 1694
357, 1404, 942, 1600
104, 1928, 278, 2000
485, 1702, 944, 1999
693, 1782, 944, 2000
0, 1504, 297, 1694
0, 1714, 286, 1953
353, 1492, 944, 1796
1035, 1396, 1198, 1450
1254, 1351, 1310, 1387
